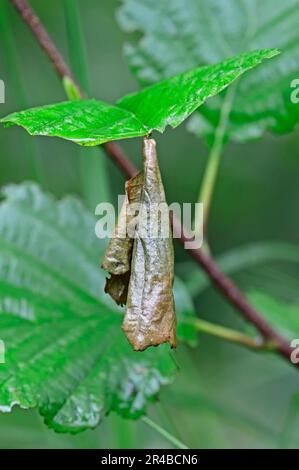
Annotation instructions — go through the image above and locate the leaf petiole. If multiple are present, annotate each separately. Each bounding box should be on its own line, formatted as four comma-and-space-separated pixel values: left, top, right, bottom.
195, 82, 236, 238
185, 317, 277, 351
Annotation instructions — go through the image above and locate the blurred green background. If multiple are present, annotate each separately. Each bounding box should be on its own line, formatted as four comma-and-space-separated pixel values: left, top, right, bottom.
0, 0, 299, 449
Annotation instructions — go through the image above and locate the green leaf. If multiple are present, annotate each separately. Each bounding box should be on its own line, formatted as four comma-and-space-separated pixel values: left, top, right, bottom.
63, 0, 112, 209
1, 99, 147, 146
248, 291, 299, 341
0, 183, 196, 433
1, 50, 279, 144
117, 49, 279, 132
118, 0, 299, 141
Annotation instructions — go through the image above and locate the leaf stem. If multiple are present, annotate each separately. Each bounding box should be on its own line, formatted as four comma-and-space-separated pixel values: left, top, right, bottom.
196, 84, 236, 236
142, 416, 189, 449
186, 318, 277, 351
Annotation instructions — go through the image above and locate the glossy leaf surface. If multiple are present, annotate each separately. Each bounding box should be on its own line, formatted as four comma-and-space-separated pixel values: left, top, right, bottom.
1, 49, 279, 143
102, 140, 176, 350
118, 49, 279, 132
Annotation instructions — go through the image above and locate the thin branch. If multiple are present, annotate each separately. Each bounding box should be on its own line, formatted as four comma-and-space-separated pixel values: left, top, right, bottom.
104, 141, 138, 178
10, 0, 297, 368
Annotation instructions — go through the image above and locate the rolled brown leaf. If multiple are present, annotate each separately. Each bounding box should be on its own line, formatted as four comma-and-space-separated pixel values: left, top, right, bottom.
102, 138, 176, 351
101, 172, 143, 305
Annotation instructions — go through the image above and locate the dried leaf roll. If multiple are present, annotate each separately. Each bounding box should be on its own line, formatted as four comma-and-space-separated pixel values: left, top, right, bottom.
102, 138, 176, 351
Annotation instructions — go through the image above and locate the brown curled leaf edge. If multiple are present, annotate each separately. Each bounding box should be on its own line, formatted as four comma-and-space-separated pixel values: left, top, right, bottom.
101, 138, 177, 351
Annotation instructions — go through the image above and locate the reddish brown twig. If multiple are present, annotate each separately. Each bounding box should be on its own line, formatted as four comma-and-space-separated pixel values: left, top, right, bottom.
10, 0, 296, 366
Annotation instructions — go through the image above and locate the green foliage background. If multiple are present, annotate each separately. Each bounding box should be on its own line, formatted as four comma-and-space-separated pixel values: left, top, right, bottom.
0, 0, 299, 448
